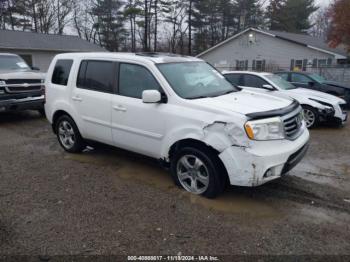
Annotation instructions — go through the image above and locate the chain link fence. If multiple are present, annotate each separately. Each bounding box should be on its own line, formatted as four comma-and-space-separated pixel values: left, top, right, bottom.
215, 65, 350, 84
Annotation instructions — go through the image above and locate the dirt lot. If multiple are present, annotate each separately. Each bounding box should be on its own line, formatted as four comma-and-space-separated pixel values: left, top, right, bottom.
0, 111, 350, 257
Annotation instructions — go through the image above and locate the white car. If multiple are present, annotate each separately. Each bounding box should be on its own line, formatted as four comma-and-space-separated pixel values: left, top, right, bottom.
223, 71, 348, 128
45, 53, 309, 198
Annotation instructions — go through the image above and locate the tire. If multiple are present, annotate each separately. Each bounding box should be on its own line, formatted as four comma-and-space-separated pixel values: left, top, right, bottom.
38, 108, 46, 117
170, 146, 226, 198
302, 105, 319, 129
55, 115, 85, 153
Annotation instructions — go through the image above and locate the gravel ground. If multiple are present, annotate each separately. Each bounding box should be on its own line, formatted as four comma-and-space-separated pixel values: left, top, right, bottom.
0, 111, 350, 258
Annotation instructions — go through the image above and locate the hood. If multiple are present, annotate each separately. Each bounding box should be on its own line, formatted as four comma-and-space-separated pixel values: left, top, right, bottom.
285, 88, 345, 105
323, 80, 350, 90
0, 70, 45, 80
190, 90, 294, 116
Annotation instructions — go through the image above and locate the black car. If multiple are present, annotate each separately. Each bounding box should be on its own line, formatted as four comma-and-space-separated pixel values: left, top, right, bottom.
275, 71, 350, 107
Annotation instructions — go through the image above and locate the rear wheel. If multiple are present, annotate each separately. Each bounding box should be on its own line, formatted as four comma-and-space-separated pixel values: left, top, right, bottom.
302, 105, 319, 128
170, 146, 226, 198
55, 115, 85, 153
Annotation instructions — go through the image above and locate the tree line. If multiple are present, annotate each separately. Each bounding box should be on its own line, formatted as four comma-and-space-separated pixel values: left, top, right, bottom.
0, 0, 348, 55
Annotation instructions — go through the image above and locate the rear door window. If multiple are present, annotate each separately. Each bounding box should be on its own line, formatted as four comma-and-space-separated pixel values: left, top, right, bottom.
77, 60, 115, 93
243, 74, 268, 88
52, 59, 73, 86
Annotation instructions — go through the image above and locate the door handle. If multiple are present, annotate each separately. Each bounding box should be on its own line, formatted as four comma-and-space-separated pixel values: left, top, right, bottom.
72, 96, 83, 102
113, 105, 127, 112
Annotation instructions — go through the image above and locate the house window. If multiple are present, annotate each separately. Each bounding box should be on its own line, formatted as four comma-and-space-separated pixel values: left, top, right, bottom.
294, 60, 303, 70
236, 60, 248, 70
253, 60, 265, 71
318, 59, 327, 67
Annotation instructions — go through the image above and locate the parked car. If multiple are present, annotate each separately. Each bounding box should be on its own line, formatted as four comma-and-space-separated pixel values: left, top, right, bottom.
223, 71, 348, 128
45, 53, 309, 198
0, 53, 45, 115
275, 71, 350, 107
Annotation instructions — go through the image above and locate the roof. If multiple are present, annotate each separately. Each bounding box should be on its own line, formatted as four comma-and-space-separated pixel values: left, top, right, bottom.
0, 30, 106, 52
197, 28, 348, 59
55, 52, 202, 64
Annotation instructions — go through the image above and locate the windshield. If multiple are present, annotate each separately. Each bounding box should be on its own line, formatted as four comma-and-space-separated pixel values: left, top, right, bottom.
309, 73, 326, 84
0, 55, 30, 71
157, 62, 238, 99
266, 74, 297, 90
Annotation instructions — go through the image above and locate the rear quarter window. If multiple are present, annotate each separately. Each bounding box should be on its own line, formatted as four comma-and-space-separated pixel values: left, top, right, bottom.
51, 59, 73, 86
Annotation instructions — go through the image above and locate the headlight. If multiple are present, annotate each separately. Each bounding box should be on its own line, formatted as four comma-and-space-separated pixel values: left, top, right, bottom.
244, 117, 285, 141
0, 80, 6, 86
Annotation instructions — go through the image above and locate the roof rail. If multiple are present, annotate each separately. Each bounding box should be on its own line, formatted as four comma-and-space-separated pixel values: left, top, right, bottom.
135, 52, 185, 58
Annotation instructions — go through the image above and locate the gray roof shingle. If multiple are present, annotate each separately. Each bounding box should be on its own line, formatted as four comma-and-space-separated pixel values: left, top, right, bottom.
0, 30, 106, 52
265, 30, 348, 57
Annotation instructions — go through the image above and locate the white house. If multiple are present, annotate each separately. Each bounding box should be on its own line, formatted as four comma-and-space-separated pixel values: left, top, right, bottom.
197, 28, 349, 72
0, 30, 105, 71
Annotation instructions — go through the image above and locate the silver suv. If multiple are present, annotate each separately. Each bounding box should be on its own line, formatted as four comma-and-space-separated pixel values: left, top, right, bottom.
0, 53, 45, 114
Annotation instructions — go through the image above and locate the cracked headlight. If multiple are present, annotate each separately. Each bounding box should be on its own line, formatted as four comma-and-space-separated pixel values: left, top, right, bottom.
244, 117, 284, 141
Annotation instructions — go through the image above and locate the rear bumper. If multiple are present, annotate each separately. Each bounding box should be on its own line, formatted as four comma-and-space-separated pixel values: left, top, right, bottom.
0, 96, 44, 111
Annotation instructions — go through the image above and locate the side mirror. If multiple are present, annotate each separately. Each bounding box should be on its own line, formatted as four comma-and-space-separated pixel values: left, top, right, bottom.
308, 81, 315, 87
262, 84, 275, 91
142, 90, 161, 103
31, 66, 40, 71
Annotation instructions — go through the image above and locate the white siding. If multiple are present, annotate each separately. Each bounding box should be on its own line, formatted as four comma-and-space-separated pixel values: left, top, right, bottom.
199, 30, 334, 71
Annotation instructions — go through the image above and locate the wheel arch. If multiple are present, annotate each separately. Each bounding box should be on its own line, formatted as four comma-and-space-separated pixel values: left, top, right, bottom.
52, 110, 76, 134
168, 138, 221, 161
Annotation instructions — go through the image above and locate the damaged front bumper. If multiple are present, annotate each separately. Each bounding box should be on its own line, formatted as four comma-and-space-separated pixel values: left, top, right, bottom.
219, 128, 310, 187
318, 104, 347, 124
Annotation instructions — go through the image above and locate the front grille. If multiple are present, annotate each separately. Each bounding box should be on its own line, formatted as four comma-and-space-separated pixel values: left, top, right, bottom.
6, 85, 42, 93
5, 79, 41, 84
2, 79, 43, 93
283, 111, 303, 140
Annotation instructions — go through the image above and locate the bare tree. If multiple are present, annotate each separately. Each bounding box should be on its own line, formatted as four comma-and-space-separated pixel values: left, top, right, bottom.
310, 7, 331, 40
54, 0, 72, 34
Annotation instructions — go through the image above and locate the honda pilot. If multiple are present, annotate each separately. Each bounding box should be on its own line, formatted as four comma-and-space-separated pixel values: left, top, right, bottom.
45, 53, 309, 198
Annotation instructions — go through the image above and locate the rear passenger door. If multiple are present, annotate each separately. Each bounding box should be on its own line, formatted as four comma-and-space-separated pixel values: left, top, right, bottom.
111, 62, 167, 158
72, 60, 116, 145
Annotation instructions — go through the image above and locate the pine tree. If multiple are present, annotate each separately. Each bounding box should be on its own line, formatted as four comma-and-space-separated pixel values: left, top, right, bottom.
267, 0, 318, 33
92, 0, 126, 51
234, 0, 264, 31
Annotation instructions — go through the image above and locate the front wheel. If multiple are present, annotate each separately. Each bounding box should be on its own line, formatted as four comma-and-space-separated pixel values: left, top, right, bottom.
302, 106, 319, 129
170, 146, 226, 198
55, 115, 86, 153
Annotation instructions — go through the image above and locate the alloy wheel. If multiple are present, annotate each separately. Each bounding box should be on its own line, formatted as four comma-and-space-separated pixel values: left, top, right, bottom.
303, 109, 316, 128
176, 155, 210, 194
58, 120, 76, 149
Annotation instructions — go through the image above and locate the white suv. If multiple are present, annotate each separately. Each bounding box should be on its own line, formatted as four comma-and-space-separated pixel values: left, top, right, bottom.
45, 53, 309, 198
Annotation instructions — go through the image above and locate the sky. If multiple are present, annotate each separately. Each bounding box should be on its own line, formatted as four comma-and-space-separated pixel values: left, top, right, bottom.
316, 0, 332, 7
